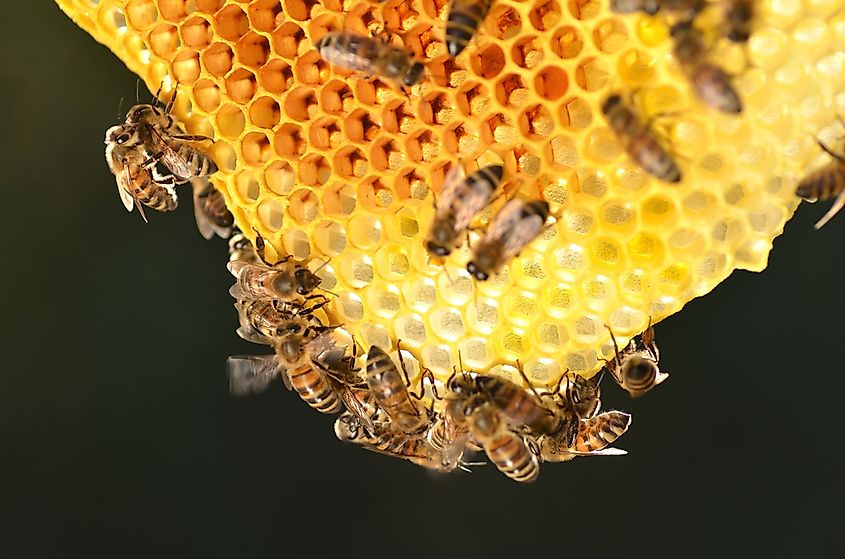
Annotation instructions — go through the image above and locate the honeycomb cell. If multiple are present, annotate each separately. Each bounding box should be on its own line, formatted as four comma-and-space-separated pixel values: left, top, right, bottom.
159, 0, 189, 22
593, 17, 628, 54
214, 4, 249, 42
313, 219, 347, 256
512, 35, 544, 70
283, 0, 319, 22
202, 42, 234, 77
150, 24, 179, 58
181, 16, 212, 50
171, 49, 200, 84
551, 25, 583, 60
209, 140, 237, 173
235, 32, 270, 69
288, 189, 320, 224
366, 284, 402, 320
519, 104, 555, 140
249, 96, 281, 130
264, 161, 296, 195
248, 0, 283, 33
482, 112, 518, 145
308, 116, 341, 150
559, 96, 593, 130
444, 123, 480, 157
394, 168, 430, 204
420, 92, 452, 126
273, 123, 305, 158
284, 86, 318, 122
344, 109, 381, 144
488, 5, 522, 40
235, 169, 261, 203
371, 138, 405, 171
126, 0, 157, 30
195, 0, 224, 14
456, 81, 491, 117
257, 198, 285, 231
405, 130, 441, 163
271, 22, 305, 60
471, 44, 506, 80
575, 56, 610, 92
241, 131, 272, 166
225, 68, 257, 103
258, 59, 293, 95
529, 1, 561, 32
294, 51, 328, 86
216, 103, 246, 139
535, 66, 568, 101
334, 147, 369, 179
282, 228, 312, 259
299, 154, 331, 186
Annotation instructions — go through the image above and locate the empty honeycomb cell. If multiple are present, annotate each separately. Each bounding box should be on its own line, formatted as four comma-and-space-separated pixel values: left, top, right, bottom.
641, 195, 678, 227
312, 219, 347, 256
209, 140, 237, 172
235, 31, 270, 69
551, 25, 583, 60
402, 276, 437, 314
283, 0, 319, 22
202, 42, 234, 77
457, 338, 494, 371
575, 56, 610, 92
533, 322, 567, 352
298, 154, 331, 185
466, 297, 499, 336
271, 22, 305, 59
249, 96, 281, 129
591, 237, 622, 268
215, 103, 246, 138
580, 275, 615, 311
471, 44, 506, 80
593, 16, 628, 54
257, 198, 285, 231
365, 285, 402, 320
225, 68, 257, 103
171, 48, 200, 83
264, 161, 296, 195
502, 292, 539, 328
158, 0, 188, 22
405, 23, 442, 60
563, 207, 594, 236
241, 131, 272, 166
333, 147, 369, 179
429, 307, 466, 341
419, 92, 452, 126
394, 168, 430, 204
335, 291, 365, 323
488, 5, 523, 40
383, 2, 421, 33
543, 284, 574, 318
126, 0, 157, 30
512, 35, 544, 70
214, 4, 249, 41
519, 104, 555, 140
456, 81, 490, 117
283, 86, 318, 122
602, 200, 635, 231
554, 243, 587, 283
258, 59, 293, 95
658, 263, 691, 291
338, 251, 374, 289
288, 189, 320, 224
347, 214, 383, 250
248, 0, 282, 33
545, 134, 578, 170
567, 349, 599, 374
308, 116, 340, 150
534, 66, 568, 101
282, 228, 312, 259
627, 232, 665, 269
559, 96, 593, 130
530, 0, 561, 31
429, 56, 468, 89
124, 32, 150, 64
151, 25, 182, 59
344, 109, 381, 144
373, 244, 410, 281
180, 16, 212, 50
370, 138, 405, 171
273, 123, 305, 157
496, 330, 528, 360
444, 123, 480, 157
294, 51, 328, 86
585, 127, 622, 163
320, 79, 353, 115
235, 170, 261, 203
574, 167, 608, 198
405, 130, 441, 163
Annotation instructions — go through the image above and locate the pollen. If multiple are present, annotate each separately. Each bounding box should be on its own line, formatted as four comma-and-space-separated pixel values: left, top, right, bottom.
58, 0, 844, 387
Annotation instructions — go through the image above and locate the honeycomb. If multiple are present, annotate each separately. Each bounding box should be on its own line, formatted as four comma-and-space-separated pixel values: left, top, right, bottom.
57, 0, 845, 389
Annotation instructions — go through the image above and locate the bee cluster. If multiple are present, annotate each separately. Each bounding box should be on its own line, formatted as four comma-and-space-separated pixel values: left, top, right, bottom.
224, 231, 669, 481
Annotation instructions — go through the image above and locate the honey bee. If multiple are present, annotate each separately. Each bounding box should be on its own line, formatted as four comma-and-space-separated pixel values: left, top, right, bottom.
365, 345, 429, 435
565, 372, 603, 419
465, 403, 540, 483
192, 178, 233, 240
466, 199, 550, 281
603, 94, 683, 183
539, 411, 631, 462
234, 297, 329, 347
725, 0, 753, 43
121, 91, 218, 183
671, 20, 742, 114
317, 31, 425, 93
609, 0, 704, 17
228, 258, 324, 303
605, 320, 669, 398
445, 0, 492, 58
426, 163, 502, 259
226, 353, 281, 396
795, 139, 845, 229
104, 123, 178, 221
426, 403, 473, 470
468, 374, 561, 435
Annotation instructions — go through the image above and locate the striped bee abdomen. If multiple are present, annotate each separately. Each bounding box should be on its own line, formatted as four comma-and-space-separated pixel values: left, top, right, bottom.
287, 364, 341, 413
446, 0, 492, 58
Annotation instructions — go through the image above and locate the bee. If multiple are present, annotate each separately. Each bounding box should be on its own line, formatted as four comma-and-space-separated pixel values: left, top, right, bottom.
121, 90, 218, 183
104, 123, 178, 221
602, 94, 683, 183
316, 31, 425, 93
228, 231, 261, 266
228, 258, 324, 303
605, 320, 669, 398
365, 345, 429, 435
465, 403, 540, 483
609, 0, 704, 17
445, 0, 492, 58
671, 20, 742, 114
725, 0, 753, 43
466, 199, 550, 281
539, 411, 631, 462
192, 178, 233, 240
234, 297, 329, 347
426, 403, 473, 471
466, 374, 561, 436
565, 372, 603, 419
426, 163, 502, 259
795, 139, 845, 229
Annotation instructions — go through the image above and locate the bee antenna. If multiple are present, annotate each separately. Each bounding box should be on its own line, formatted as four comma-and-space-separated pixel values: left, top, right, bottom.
312, 258, 331, 274
135, 78, 141, 103
116, 96, 125, 122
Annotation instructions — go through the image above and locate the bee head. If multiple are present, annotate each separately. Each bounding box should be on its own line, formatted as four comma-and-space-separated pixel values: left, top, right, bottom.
294, 268, 321, 295
466, 258, 490, 281
105, 125, 132, 145
601, 94, 622, 116
403, 62, 425, 88
727, 29, 750, 43
124, 104, 157, 124
316, 33, 332, 53
334, 414, 360, 441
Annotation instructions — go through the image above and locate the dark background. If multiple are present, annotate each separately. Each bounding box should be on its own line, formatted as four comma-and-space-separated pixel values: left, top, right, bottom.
1, 3, 842, 557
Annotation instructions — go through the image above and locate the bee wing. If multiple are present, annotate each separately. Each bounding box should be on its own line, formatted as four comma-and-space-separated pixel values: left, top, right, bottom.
236, 325, 274, 346
488, 200, 547, 261
226, 354, 283, 396
434, 163, 466, 213
192, 178, 215, 240
320, 33, 380, 74
115, 165, 137, 212
339, 386, 379, 433
151, 128, 213, 181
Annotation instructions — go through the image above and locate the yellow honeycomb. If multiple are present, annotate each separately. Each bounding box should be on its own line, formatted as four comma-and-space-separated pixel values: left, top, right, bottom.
57, 0, 845, 388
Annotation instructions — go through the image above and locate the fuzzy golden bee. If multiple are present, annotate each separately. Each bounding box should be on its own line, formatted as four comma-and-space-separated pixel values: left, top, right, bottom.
191, 178, 233, 240
671, 20, 742, 114
229, 258, 324, 304
317, 31, 425, 93
365, 345, 430, 435
445, 0, 492, 58
605, 320, 669, 398
795, 139, 845, 229
426, 163, 502, 259
465, 403, 540, 483
603, 94, 683, 183
539, 411, 631, 462
467, 199, 550, 281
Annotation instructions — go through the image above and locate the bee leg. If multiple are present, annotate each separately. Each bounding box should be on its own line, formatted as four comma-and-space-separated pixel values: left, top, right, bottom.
603, 324, 625, 384
164, 85, 178, 113
515, 359, 546, 404
394, 339, 417, 392
140, 149, 166, 169
816, 138, 845, 164
172, 133, 215, 143
814, 190, 845, 230
641, 316, 660, 361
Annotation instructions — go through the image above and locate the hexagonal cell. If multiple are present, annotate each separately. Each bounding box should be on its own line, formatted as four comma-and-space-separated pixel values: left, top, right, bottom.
519, 104, 555, 140
258, 59, 293, 95
551, 25, 583, 60
344, 3, 380, 35
456, 81, 491, 117
405, 23, 443, 60
158, 0, 189, 22
354, 78, 395, 107
344, 108, 381, 144
496, 73, 529, 108
283, 0, 319, 21
428, 55, 466, 88
271, 22, 305, 60
335, 291, 364, 323
214, 5, 249, 42
257, 198, 285, 232
559, 96, 593, 130
282, 229, 312, 260
585, 127, 623, 163
150, 24, 179, 58
470, 43, 506, 79
641, 195, 678, 226
235, 170, 261, 204
420, 0, 448, 19
264, 161, 296, 195
215, 104, 246, 139
602, 200, 636, 229
98, 4, 126, 37
235, 32, 270, 70
180, 16, 212, 50
298, 154, 332, 186
529, 0, 562, 31
348, 213, 383, 250
209, 141, 237, 173
294, 50, 329, 86
273, 124, 306, 158
444, 123, 480, 157
429, 307, 466, 341
126, 0, 157, 30
593, 17, 629, 54
338, 251, 375, 290
171, 49, 200, 84
394, 168, 430, 204
193, 79, 221, 112
487, 5, 522, 40
319, 79, 353, 115
512, 35, 544, 69
288, 189, 320, 224
241, 132, 272, 167
248, 96, 281, 130
512, 144, 542, 175
248, 0, 283, 33
419, 92, 453, 126
482, 113, 518, 146
534, 66, 568, 102
383, 2, 421, 33
466, 297, 500, 336
308, 116, 341, 150
575, 56, 610, 92
405, 129, 441, 163
357, 177, 394, 212
225, 68, 257, 103
283, 86, 318, 122
333, 147, 369, 179
616, 49, 658, 86
312, 220, 347, 257
370, 138, 405, 171
202, 43, 233, 78
366, 285, 402, 321
195, 0, 224, 14
322, 182, 356, 217
382, 99, 417, 134
567, 0, 602, 20
393, 313, 428, 347
627, 232, 666, 269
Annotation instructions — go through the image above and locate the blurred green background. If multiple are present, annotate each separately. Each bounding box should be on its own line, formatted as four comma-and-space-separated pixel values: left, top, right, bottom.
1, 3, 843, 557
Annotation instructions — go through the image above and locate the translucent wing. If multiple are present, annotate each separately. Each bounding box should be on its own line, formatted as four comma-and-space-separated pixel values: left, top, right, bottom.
192, 178, 215, 240
320, 33, 380, 74
226, 354, 283, 396
485, 200, 547, 262
434, 163, 466, 216
236, 325, 275, 346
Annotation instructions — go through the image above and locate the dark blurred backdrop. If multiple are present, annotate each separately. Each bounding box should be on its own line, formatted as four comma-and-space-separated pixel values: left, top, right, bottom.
1, 3, 842, 557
